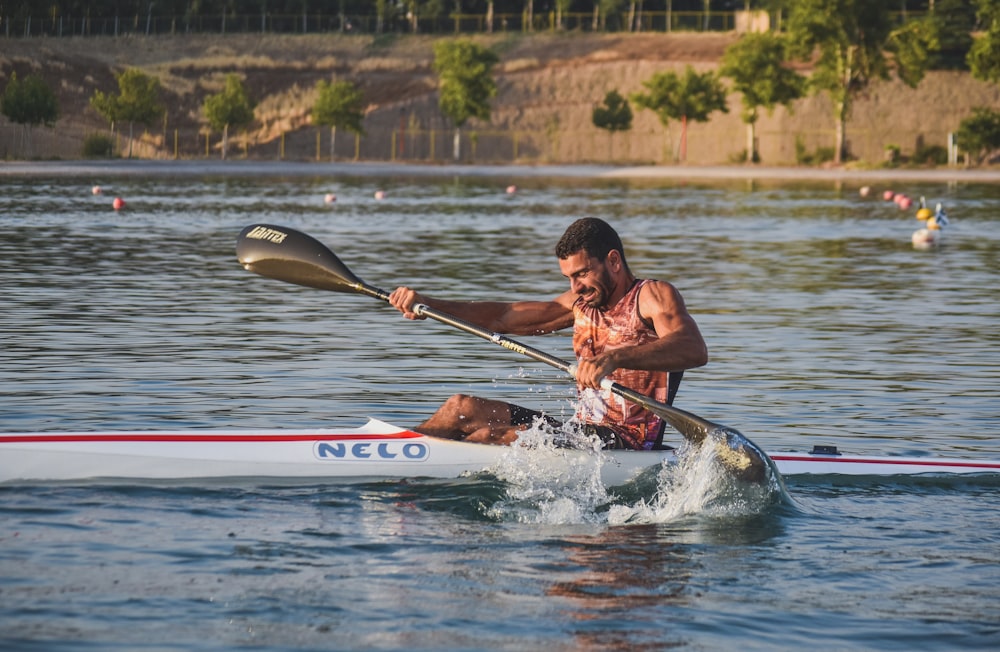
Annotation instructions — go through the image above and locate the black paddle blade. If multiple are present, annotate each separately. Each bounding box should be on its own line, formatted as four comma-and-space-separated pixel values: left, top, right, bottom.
236, 224, 365, 293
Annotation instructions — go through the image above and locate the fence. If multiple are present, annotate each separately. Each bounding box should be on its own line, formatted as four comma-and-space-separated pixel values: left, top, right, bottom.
3, 120, 864, 167
0, 123, 566, 165
0, 9, 925, 39
1, 11, 744, 38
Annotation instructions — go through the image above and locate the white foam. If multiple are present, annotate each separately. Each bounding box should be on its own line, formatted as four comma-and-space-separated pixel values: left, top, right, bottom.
487, 420, 786, 525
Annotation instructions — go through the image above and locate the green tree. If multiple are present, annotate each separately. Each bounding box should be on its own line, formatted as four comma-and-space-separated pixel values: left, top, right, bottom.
90, 68, 165, 159
1, 72, 59, 158
630, 66, 728, 163
432, 39, 498, 161
312, 80, 365, 161
592, 89, 633, 160
955, 106, 1000, 164
203, 73, 256, 160
925, 0, 977, 70
720, 33, 806, 163
968, 0, 1000, 82
786, 0, 936, 164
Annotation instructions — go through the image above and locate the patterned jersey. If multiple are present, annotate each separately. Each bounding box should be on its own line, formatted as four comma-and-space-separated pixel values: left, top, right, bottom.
572, 279, 671, 450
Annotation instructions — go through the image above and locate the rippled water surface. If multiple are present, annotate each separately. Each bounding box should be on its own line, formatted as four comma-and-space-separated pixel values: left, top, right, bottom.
1, 171, 999, 650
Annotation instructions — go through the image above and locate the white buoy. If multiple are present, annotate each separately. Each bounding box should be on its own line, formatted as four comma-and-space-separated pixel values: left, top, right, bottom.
912, 216, 943, 250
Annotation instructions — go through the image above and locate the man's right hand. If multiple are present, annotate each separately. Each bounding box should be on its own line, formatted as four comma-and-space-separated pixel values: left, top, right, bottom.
388, 287, 427, 320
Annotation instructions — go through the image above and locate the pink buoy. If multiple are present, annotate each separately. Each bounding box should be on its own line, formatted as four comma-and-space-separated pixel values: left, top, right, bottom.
506, 185, 517, 195
92, 185, 103, 195
324, 193, 337, 204
112, 197, 126, 211
883, 190, 895, 201
859, 186, 870, 197
897, 196, 912, 210
374, 190, 386, 200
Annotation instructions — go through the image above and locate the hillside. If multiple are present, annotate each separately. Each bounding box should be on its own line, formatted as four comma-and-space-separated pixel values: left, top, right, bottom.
2, 31, 998, 166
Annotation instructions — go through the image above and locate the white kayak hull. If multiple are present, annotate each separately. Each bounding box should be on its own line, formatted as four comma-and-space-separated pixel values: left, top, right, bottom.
2, 418, 998, 485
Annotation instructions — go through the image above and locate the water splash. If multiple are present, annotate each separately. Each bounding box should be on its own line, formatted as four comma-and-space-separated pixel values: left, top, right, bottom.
483, 420, 791, 526
607, 438, 790, 525
484, 419, 612, 524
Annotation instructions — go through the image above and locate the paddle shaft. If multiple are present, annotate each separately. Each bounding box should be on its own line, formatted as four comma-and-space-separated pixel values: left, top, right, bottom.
235, 223, 722, 443
349, 279, 715, 441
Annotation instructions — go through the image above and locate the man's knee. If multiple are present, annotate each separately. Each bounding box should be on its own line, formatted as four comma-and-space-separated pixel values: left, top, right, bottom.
441, 394, 508, 423
441, 393, 477, 414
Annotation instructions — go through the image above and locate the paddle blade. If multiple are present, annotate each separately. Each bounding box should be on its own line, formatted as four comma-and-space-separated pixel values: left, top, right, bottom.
236, 224, 365, 293
607, 381, 777, 484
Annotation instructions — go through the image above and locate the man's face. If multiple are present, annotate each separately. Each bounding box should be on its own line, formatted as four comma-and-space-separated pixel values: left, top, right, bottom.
559, 250, 615, 309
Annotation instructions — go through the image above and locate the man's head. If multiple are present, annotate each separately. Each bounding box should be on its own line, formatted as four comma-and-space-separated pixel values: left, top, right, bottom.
555, 217, 629, 271
556, 218, 633, 309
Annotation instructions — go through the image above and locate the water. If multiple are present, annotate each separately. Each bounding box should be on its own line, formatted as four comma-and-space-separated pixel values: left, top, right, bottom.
1, 169, 999, 650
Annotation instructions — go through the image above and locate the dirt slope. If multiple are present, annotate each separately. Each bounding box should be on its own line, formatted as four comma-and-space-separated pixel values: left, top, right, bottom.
1, 32, 997, 165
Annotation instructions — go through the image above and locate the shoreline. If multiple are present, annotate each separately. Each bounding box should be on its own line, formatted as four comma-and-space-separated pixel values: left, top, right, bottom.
3, 159, 1000, 183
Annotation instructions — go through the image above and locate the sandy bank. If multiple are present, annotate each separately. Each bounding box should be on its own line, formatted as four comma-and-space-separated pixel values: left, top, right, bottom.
2, 160, 1000, 184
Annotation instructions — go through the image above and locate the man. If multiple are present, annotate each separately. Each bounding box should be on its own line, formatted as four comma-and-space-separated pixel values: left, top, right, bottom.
388, 217, 708, 450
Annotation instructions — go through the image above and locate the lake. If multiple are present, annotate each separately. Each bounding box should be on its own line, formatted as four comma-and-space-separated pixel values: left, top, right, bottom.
1, 165, 998, 650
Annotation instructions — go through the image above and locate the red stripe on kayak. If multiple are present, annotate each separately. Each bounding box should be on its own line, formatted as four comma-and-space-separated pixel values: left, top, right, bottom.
0, 432, 424, 444
770, 454, 1000, 470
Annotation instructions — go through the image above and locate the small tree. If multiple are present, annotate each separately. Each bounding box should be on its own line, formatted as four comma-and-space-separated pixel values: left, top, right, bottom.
631, 66, 728, 163
312, 80, 365, 161
955, 107, 1000, 165
90, 68, 165, 159
926, 0, 977, 70
720, 33, 806, 163
432, 39, 498, 161
786, 0, 937, 164
1, 72, 59, 158
203, 74, 256, 160
592, 90, 633, 160
968, 0, 1000, 82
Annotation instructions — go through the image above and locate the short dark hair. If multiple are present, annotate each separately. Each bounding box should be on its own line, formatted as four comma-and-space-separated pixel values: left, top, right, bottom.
555, 217, 629, 270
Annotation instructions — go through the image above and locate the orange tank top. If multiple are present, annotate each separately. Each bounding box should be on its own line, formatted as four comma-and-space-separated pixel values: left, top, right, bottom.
572, 279, 669, 450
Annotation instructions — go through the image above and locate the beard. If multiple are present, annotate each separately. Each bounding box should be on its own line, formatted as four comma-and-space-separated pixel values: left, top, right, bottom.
578, 267, 614, 308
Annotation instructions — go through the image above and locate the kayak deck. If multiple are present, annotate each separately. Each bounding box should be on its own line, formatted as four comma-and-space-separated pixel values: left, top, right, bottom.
2, 419, 998, 484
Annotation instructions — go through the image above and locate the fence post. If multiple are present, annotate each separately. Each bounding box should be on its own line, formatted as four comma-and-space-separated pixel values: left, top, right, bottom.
173, 129, 178, 159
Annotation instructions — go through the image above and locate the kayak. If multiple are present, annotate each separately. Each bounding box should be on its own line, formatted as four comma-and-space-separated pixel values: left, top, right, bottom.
2, 418, 999, 485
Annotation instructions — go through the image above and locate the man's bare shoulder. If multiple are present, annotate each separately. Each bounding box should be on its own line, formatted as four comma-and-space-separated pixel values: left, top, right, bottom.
637, 279, 689, 315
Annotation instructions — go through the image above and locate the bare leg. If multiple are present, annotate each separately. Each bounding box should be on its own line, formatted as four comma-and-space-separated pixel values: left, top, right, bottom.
416, 394, 521, 445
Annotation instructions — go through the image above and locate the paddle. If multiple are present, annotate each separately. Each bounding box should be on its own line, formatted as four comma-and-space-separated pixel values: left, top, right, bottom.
236, 223, 776, 482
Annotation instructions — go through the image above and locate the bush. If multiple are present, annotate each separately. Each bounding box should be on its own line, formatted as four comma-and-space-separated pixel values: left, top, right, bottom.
82, 133, 114, 158
914, 143, 948, 165
729, 148, 761, 163
956, 107, 1000, 165
795, 137, 836, 165
884, 144, 901, 167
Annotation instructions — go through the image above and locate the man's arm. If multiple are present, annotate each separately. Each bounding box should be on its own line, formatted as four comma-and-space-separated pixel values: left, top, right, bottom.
574, 280, 708, 389
388, 287, 576, 336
